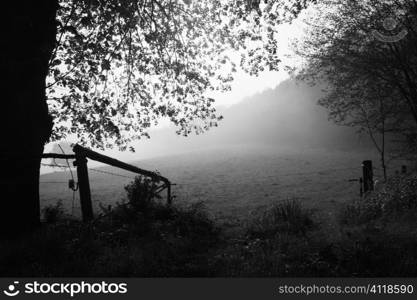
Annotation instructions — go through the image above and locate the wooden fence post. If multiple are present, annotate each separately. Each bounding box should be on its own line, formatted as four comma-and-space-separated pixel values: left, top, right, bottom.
362, 160, 374, 193
73, 154, 93, 222
167, 183, 172, 205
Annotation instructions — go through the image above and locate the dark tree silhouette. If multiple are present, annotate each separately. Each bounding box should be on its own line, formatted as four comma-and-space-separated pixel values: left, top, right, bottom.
293, 0, 417, 170
0, 0, 313, 237
1, 1, 58, 237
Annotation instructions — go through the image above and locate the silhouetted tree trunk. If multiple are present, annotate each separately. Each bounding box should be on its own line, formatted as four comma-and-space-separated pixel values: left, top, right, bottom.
0, 1, 58, 237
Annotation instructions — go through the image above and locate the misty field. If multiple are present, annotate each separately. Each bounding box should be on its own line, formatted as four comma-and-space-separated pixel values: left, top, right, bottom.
39, 146, 392, 230
2, 145, 412, 277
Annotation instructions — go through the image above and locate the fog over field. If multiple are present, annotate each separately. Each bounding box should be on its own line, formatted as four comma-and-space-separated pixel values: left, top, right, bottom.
44, 78, 372, 164
101, 79, 372, 159
41, 79, 382, 224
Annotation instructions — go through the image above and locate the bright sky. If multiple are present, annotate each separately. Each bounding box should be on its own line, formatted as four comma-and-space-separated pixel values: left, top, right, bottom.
210, 69, 290, 108
210, 16, 305, 108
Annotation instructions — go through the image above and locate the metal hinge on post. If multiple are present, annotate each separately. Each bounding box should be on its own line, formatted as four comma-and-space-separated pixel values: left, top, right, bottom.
68, 179, 78, 191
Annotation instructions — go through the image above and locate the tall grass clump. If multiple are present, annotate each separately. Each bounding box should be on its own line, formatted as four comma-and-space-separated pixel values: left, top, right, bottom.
209, 199, 323, 276
247, 199, 315, 238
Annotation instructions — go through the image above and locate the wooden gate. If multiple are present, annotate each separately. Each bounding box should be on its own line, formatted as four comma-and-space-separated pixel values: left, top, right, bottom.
42, 144, 172, 222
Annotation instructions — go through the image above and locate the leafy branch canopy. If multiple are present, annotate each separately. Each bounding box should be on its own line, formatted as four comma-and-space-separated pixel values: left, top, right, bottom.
47, 0, 312, 150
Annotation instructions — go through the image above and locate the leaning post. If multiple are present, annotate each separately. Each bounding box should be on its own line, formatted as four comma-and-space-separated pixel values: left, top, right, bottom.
73, 149, 93, 222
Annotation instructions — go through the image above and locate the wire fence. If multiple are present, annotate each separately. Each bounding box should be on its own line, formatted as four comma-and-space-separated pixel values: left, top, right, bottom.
88, 167, 135, 179
40, 155, 138, 217
40, 162, 363, 187
39, 157, 399, 220
36, 149, 415, 223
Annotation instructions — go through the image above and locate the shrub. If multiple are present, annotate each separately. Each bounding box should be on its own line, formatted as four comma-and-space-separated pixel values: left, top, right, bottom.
42, 201, 64, 224
380, 175, 417, 214
124, 175, 162, 213
339, 174, 417, 226
336, 173, 417, 276
339, 198, 383, 226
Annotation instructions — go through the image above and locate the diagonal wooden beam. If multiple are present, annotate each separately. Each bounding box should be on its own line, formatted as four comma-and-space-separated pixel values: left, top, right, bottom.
72, 144, 170, 185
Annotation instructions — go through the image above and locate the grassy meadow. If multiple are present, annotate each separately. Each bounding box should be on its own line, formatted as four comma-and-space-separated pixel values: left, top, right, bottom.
40, 146, 387, 223
2, 146, 414, 277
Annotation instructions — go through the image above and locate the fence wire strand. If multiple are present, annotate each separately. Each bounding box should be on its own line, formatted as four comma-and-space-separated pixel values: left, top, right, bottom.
88, 167, 135, 179
41, 163, 71, 169
173, 166, 361, 187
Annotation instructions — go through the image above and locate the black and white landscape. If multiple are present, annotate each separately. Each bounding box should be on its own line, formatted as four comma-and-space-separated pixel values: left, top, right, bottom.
1, 0, 417, 278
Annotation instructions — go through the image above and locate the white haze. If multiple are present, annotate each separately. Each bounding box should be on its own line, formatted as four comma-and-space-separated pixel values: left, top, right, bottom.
42, 78, 372, 175
42, 11, 365, 172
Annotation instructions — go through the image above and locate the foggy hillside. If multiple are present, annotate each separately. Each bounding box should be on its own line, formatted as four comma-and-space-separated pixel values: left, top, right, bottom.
44, 79, 371, 164
202, 79, 366, 149
106, 79, 369, 161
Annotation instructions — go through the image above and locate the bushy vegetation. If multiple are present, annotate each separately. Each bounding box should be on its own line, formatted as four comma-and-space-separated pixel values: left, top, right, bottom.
208, 199, 322, 276
335, 174, 417, 276
42, 200, 64, 224
208, 174, 417, 277
1, 174, 417, 277
0, 176, 219, 277
340, 175, 417, 225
